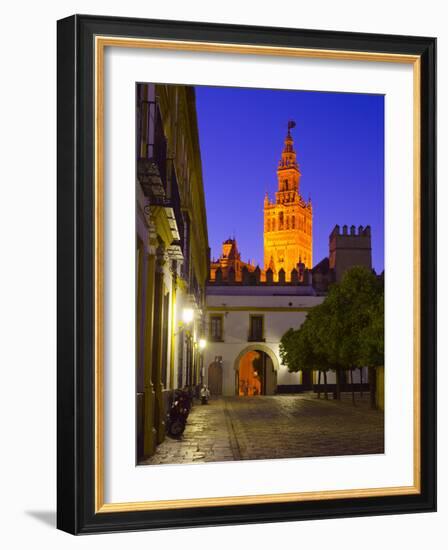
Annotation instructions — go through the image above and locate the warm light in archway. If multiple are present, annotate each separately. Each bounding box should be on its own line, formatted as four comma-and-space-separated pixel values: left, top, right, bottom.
238, 351, 262, 396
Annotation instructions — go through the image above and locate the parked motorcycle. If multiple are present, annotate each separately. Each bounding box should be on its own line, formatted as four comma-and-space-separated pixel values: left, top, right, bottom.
166, 388, 192, 437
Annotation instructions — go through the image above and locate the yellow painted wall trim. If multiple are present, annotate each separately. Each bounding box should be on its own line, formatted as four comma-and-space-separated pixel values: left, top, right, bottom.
176, 276, 188, 292
169, 284, 177, 390
151, 206, 175, 247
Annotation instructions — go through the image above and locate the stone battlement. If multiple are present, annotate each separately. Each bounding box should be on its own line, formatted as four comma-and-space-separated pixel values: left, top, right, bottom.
210, 264, 311, 286
329, 224, 372, 282
330, 224, 371, 238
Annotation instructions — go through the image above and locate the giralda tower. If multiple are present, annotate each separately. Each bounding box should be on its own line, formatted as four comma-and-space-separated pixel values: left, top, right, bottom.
263, 122, 313, 280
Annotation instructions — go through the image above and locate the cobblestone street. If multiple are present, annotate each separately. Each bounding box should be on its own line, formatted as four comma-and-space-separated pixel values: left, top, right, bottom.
141, 394, 384, 465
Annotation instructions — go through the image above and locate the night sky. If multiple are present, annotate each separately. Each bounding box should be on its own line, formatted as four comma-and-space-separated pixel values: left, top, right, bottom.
195, 86, 384, 273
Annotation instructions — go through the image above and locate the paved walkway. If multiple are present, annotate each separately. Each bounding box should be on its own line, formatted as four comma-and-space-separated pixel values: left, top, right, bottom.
140, 394, 384, 465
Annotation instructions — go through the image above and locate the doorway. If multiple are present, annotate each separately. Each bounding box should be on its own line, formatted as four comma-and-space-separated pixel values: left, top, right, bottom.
236, 349, 277, 396
208, 359, 223, 395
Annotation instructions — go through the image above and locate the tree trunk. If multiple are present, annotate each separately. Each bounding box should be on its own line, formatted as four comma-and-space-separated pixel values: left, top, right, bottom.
317, 370, 321, 399
359, 367, 363, 398
350, 369, 356, 406
335, 369, 341, 400
324, 371, 328, 399
369, 366, 377, 409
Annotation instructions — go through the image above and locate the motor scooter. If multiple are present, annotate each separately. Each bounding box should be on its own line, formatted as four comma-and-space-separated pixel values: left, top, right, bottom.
200, 386, 210, 405
166, 389, 192, 437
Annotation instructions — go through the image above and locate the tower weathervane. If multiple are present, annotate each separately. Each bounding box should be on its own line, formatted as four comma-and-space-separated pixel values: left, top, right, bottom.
287, 120, 296, 133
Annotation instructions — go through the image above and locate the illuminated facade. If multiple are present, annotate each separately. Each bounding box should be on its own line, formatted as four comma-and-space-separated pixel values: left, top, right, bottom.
136, 83, 209, 460
264, 122, 313, 280
209, 238, 256, 282
204, 287, 326, 396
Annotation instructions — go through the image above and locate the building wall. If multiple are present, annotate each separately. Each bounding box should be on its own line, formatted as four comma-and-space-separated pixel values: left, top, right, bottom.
136, 83, 209, 460
204, 291, 325, 395
204, 289, 369, 395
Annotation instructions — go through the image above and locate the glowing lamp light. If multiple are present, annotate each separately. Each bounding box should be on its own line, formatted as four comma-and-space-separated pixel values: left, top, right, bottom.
182, 308, 194, 324
199, 338, 207, 350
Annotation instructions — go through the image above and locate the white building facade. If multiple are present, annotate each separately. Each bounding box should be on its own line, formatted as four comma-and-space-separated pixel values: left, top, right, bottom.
203, 285, 325, 396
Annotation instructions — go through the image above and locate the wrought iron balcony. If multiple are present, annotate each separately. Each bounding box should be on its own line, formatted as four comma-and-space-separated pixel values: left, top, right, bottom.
137, 157, 166, 201
137, 101, 184, 247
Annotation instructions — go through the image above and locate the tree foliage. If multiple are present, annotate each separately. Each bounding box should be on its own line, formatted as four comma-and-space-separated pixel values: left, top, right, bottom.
325, 266, 384, 369
279, 267, 384, 404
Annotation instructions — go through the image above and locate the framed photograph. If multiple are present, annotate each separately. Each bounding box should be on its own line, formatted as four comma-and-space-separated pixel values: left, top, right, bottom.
57, 14, 436, 534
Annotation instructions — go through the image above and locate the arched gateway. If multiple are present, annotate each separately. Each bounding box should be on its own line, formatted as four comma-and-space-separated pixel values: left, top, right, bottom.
234, 344, 279, 396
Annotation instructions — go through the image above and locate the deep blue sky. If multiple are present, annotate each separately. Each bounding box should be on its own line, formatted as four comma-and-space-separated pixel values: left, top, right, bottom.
195, 86, 384, 273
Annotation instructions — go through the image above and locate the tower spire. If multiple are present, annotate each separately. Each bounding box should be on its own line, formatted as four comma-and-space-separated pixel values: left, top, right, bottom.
277, 120, 300, 195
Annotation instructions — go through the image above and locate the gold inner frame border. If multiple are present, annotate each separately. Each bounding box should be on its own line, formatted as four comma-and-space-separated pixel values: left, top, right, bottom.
94, 35, 421, 513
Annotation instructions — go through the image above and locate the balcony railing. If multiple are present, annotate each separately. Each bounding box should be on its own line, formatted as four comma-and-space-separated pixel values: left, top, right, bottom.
137, 101, 168, 201
137, 100, 183, 247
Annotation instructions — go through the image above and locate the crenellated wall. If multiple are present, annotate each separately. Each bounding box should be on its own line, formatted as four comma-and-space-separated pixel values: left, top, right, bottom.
210, 264, 312, 286
329, 224, 372, 282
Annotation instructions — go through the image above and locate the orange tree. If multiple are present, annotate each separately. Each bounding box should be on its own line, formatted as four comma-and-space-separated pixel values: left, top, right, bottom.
280, 307, 332, 399
280, 266, 384, 406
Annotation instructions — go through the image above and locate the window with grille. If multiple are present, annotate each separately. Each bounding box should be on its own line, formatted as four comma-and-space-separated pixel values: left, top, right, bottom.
209, 315, 223, 341
249, 315, 264, 341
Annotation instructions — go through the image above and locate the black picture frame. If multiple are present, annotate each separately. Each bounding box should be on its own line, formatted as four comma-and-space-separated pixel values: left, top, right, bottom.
57, 14, 436, 535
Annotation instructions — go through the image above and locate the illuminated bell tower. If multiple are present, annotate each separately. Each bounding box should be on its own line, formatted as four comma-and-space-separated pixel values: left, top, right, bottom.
263, 121, 313, 281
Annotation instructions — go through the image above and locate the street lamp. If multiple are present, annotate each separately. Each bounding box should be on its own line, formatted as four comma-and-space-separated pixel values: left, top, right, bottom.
199, 338, 207, 350
182, 307, 194, 324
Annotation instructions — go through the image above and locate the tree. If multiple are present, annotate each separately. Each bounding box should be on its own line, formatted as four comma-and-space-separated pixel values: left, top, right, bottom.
280, 311, 331, 399
315, 302, 339, 397
320, 267, 384, 408
280, 266, 384, 406
358, 278, 384, 408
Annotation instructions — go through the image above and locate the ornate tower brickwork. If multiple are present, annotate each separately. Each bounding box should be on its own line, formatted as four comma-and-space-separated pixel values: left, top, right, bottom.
264, 122, 313, 281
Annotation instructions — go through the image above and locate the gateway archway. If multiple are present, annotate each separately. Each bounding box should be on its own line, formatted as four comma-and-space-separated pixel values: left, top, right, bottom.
234, 345, 279, 396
